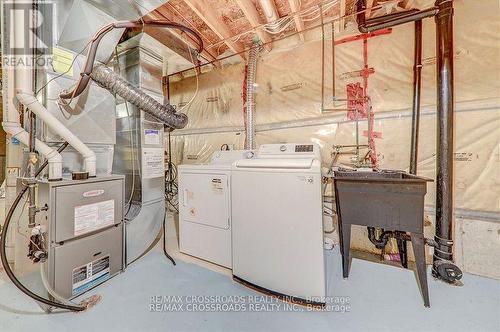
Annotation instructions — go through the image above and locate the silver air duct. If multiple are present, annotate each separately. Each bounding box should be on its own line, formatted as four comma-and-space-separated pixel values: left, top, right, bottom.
245, 45, 261, 149
91, 65, 188, 129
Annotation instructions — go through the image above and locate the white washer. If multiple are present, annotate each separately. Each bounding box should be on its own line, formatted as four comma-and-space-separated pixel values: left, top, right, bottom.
178, 150, 255, 268
231, 143, 326, 304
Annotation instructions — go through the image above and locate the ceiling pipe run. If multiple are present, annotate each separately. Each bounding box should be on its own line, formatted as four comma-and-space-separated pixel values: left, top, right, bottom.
356, 0, 438, 33
258, 0, 282, 33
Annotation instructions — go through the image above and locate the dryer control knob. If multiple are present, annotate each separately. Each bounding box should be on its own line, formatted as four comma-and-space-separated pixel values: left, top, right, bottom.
246, 151, 255, 159
280, 145, 287, 152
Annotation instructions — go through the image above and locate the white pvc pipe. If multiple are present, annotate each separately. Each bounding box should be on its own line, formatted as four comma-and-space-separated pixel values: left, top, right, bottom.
16, 93, 97, 177
0, 2, 63, 181
2, 122, 63, 180
259, 0, 280, 23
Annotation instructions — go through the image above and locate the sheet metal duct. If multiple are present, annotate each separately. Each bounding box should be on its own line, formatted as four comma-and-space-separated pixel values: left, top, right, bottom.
55, 0, 167, 64
112, 34, 170, 264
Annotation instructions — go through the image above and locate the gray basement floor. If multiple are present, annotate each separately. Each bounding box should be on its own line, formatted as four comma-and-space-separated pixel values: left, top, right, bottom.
0, 216, 499, 332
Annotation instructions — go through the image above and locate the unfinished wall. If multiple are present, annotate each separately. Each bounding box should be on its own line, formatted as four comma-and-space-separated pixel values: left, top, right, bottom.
168, 0, 500, 279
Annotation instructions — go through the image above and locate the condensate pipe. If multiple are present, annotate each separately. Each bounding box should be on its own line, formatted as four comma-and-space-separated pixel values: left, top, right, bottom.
2, 123, 63, 180
433, 0, 455, 278
410, 20, 423, 175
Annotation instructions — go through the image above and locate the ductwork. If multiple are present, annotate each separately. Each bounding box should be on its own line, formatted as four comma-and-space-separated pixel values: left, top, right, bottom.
59, 20, 203, 101
16, 93, 97, 177
244, 45, 261, 149
91, 65, 188, 129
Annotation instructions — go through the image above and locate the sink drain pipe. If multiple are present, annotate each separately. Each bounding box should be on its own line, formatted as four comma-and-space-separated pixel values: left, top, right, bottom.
356, 0, 462, 283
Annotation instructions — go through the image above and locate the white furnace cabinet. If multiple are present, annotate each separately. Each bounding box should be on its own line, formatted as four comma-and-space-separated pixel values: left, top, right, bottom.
178, 165, 232, 268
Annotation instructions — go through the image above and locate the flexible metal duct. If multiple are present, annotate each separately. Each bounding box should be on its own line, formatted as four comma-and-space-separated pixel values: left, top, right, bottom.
91, 65, 188, 129
245, 45, 261, 149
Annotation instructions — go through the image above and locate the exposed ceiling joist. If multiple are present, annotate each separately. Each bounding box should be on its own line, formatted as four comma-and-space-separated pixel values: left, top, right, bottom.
365, 0, 375, 18
183, 0, 246, 60
339, 0, 346, 32
234, 0, 273, 51
401, 0, 416, 9
288, 0, 305, 41
147, 10, 218, 64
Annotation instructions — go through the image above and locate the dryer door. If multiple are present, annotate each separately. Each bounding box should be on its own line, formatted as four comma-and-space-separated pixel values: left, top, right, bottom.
179, 172, 230, 229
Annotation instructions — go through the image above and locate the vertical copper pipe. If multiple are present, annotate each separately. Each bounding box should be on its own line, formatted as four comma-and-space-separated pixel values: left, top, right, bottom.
410, 20, 423, 175
433, 0, 455, 276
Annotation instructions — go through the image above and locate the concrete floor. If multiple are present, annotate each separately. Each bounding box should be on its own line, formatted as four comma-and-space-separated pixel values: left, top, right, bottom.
1, 249, 499, 331
0, 213, 499, 332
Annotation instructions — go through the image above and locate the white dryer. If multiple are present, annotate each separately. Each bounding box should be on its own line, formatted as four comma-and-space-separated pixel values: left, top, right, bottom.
231, 143, 326, 304
178, 150, 255, 268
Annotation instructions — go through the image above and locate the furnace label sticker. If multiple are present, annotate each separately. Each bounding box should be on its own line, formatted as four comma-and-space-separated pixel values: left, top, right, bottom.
142, 148, 165, 179
72, 255, 110, 295
144, 129, 160, 145
74, 199, 115, 236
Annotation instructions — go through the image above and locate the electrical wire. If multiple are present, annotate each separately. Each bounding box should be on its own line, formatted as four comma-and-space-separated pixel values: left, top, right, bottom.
162, 212, 176, 266
163, 130, 177, 266
164, 132, 179, 214
113, 46, 136, 215
178, 36, 199, 113
35, 41, 91, 97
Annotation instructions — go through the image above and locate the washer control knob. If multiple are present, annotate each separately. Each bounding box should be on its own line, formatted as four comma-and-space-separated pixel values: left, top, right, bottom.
246, 151, 255, 159
280, 145, 287, 152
